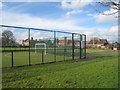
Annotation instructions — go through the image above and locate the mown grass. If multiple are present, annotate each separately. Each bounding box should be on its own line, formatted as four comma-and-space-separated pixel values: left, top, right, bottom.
1, 47, 113, 53
1, 48, 85, 67
2, 51, 73, 67
1, 48, 115, 67
2, 53, 118, 88
2, 48, 114, 68
86, 48, 113, 54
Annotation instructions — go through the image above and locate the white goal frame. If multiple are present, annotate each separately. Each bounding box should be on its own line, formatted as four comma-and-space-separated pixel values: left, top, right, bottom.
35, 43, 46, 54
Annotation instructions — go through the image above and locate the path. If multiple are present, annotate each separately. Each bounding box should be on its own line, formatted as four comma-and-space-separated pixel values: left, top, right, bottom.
87, 51, 118, 57
78, 51, 119, 61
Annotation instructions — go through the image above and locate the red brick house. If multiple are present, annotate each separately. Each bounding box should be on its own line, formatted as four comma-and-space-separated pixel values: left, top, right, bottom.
58, 40, 81, 47
58, 40, 72, 47
86, 41, 89, 45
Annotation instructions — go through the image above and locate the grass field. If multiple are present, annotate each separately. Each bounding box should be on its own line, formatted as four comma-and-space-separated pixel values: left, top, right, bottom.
2, 51, 73, 67
1, 48, 114, 68
1, 48, 86, 67
86, 48, 113, 54
2, 53, 118, 88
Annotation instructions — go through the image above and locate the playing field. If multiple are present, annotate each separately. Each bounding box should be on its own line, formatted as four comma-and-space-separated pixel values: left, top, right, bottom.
1, 48, 86, 67
1, 48, 114, 68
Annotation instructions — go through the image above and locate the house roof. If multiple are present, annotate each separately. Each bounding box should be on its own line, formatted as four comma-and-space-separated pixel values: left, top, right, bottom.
86, 41, 89, 45
88, 40, 99, 44
112, 43, 120, 45
96, 39, 107, 44
105, 43, 112, 47
59, 40, 72, 43
88, 39, 108, 44
23, 38, 35, 42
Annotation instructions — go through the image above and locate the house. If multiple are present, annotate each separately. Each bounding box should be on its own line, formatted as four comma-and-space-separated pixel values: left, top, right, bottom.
88, 38, 108, 48
58, 40, 72, 47
112, 42, 120, 50
86, 41, 89, 48
22, 37, 36, 46
75, 42, 80, 47
86, 41, 89, 45
104, 43, 113, 49
58, 40, 82, 47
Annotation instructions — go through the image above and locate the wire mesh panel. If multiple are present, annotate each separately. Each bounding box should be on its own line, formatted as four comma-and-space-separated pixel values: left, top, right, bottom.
11, 28, 28, 66
74, 34, 80, 60
1, 25, 86, 67
29, 29, 43, 64
56, 32, 72, 49
30, 29, 55, 64
64, 49, 72, 60
44, 49, 55, 63
56, 32, 72, 61
2, 52, 11, 67
13, 51, 29, 66
1, 27, 29, 67
0, 26, 1, 43
81, 34, 86, 58
0, 25, 1, 90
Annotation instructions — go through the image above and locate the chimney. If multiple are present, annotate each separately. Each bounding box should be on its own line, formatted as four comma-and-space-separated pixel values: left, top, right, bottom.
31, 37, 33, 40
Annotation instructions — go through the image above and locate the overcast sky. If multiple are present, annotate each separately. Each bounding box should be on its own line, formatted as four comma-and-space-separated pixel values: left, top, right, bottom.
0, 0, 118, 43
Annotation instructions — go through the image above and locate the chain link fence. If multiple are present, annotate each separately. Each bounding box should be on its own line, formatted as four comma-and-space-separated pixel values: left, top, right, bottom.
0, 25, 86, 68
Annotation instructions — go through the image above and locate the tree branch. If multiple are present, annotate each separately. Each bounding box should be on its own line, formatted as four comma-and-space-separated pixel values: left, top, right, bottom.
95, 9, 118, 15
95, 1, 119, 17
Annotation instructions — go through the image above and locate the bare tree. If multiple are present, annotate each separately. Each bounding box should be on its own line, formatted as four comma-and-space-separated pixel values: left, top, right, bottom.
96, 0, 120, 16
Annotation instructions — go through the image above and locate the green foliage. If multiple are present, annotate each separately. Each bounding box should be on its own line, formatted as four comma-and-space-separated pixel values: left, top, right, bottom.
2, 30, 16, 46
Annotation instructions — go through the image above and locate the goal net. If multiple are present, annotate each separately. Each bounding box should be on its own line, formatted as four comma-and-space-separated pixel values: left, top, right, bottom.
35, 43, 46, 54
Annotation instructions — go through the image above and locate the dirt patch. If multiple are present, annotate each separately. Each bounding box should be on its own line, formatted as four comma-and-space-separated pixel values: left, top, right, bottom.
76, 57, 99, 61
66, 80, 73, 84
36, 78, 43, 80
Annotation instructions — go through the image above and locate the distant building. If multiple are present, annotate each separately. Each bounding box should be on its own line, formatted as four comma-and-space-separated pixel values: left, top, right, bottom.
86, 41, 89, 48
58, 40, 72, 47
104, 43, 113, 49
88, 38, 108, 48
22, 37, 36, 46
58, 40, 81, 47
112, 42, 120, 50
75, 42, 80, 47
86, 41, 89, 45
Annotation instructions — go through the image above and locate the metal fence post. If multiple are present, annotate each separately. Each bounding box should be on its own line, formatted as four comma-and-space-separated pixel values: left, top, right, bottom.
11, 51, 14, 67
72, 33, 74, 60
80, 34, 82, 59
84, 35, 86, 58
64, 37, 67, 61
64, 49, 66, 61
28, 29, 31, 66
54, 31, 56, 62
42, 51, 44, 64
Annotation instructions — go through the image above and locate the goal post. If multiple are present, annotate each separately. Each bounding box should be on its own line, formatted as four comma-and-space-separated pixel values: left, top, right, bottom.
35, 43, 46, 55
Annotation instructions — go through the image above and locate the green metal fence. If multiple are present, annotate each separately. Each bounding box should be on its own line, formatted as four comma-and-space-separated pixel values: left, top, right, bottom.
0, 25, 86, 68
